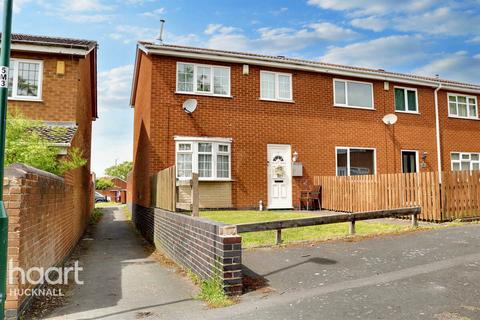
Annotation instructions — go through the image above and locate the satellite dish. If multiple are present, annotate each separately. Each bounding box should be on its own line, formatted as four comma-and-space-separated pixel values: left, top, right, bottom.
182, 99, 197, 114
382, 114, 398, 125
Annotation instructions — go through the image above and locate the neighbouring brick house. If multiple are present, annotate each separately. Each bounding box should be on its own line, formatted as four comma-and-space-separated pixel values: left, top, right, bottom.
6, 33, 97, 214
5, 34, 97, 317
129, 43, 480, 211
96, 176, 127, 203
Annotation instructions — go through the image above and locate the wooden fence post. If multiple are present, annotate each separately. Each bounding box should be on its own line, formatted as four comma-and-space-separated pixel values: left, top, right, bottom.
275, 229, 282, 245
191, 172, 199, 217
349, 220, 356, 235
411, 213, 418, 227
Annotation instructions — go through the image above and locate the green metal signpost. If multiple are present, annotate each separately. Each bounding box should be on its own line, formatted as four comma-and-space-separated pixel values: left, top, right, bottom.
0, 0, 13, 318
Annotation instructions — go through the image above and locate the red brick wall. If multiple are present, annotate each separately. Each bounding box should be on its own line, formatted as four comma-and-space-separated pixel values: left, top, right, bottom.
111, 177, 127, 189
9, 49, 95, 226
4, 164, 86, 318
8, 52, 79, 121
132, 53, 153, 207
132, 54, 480, 209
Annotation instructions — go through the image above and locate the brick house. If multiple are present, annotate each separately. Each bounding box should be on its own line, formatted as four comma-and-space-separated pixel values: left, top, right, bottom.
7, 34, 97, 218
97, 176, 127, 203
129, 43, 480, 211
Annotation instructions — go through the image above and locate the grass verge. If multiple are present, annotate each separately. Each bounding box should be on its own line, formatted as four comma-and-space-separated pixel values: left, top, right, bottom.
95, 201, 118, 208
200, 210, 441, 248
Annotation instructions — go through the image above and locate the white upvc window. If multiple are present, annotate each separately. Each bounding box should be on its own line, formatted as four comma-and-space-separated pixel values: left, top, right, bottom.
260, 71, 292, 101
334, 79, 374, 109
448, 94, 478, 119
175, 137, 232, 180
176, 143, 193, 178
395, 86, 418, 113
451, 152, 480, 171
176, 62, 230, 97
8, 58, 43, 101
336, 147, 376, 176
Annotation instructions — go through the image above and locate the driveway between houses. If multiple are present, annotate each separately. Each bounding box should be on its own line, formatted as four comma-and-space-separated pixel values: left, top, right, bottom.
45, 206, 203, 320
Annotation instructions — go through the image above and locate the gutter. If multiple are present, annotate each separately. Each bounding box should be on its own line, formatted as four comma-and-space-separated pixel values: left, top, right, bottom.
434, 83, 443, 183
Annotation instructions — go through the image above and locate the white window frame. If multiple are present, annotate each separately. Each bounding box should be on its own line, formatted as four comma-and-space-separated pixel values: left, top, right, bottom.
176, 142, 193, 179
450, 152, 480, 171
8, 58, 43, 101
401, 149, 420, 173
333, 78, 374, 110
335, 146, 377, 176
216, 143, 230, 179
174, 137, 232, 181
447, 93, 478, 120
175, 62, 231, 97
394, 86, 419, 114
260, 71, 293, 102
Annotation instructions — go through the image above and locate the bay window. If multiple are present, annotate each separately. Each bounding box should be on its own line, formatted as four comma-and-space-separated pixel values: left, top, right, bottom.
334, 79, 373, 109
8, 58, 43, 100
176, 62, 230, 96
175, 138, 232, 180
451, 152, 480, 171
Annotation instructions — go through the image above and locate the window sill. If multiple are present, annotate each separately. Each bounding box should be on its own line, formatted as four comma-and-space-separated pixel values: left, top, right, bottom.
334, 105, 375, 111
175, 91, 233, 99
177, 178, 233, 182
259, 98, 295, 104
448, 116, 480, 121
395, 110, 420, 115
8, 97, 43, 102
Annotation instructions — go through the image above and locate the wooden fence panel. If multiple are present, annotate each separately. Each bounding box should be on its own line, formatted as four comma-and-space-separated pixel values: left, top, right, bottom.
315, 171, 480, 222
151, 166, 176, 212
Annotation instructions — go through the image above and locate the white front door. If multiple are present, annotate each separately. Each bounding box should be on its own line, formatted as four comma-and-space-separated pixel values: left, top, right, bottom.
267, 144, 292, 209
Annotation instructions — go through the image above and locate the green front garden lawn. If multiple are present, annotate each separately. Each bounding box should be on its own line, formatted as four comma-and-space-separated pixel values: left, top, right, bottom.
200, 211, 432, 248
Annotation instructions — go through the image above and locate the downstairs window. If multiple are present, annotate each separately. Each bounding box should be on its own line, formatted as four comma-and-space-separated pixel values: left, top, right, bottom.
175, 138, 231, 180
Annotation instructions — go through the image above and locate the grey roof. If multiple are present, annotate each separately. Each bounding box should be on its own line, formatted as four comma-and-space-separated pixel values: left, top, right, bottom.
139, 42, 480, 90
7, 33, 97, 51
35, 121, 78, 145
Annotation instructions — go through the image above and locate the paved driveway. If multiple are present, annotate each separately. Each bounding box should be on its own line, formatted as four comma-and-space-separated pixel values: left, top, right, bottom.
214, 224, 480, 320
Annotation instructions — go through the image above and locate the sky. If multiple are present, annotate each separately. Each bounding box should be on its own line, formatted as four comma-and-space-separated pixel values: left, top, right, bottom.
8, 0, 480, 175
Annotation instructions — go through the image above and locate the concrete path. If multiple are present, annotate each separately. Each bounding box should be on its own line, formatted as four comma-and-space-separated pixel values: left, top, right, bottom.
45, 206, 204, 320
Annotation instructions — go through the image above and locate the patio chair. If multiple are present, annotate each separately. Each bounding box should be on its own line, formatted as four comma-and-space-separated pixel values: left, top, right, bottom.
300, 185, 322, 211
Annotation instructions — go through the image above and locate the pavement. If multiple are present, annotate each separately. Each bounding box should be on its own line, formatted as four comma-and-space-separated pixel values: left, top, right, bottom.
44, 207, 480, 320
44, 206, 203, 320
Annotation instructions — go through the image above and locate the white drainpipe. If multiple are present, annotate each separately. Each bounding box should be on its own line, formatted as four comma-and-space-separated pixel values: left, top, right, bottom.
434, 83, 443, 183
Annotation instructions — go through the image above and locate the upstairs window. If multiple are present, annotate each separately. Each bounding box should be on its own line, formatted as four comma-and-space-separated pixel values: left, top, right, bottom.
8, 59, 43, 100
448, 94, 478, 119
395, 87, 418, 113
176, 62, 230, 97
175, 138, 232, 180
334, 79, 373, 109
451, 152, 480, 171
260, 71, 292, 101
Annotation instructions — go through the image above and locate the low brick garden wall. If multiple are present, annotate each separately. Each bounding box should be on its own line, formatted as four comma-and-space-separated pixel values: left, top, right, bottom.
4, 164, 88, 319
131, 204, 243, 295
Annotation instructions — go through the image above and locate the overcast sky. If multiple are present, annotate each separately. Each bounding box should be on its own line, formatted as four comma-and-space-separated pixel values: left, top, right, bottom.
9, 0, 480, 175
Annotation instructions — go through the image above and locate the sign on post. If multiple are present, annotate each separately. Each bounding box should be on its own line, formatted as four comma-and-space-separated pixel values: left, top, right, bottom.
0, 66, 8, 88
